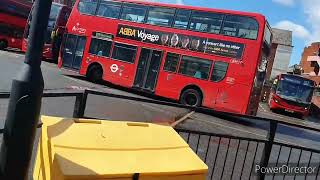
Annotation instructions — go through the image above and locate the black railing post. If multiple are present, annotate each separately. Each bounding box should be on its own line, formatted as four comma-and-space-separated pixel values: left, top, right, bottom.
259, 120, 277, 180
73, 91, 88, 118
0, 0, 52, 179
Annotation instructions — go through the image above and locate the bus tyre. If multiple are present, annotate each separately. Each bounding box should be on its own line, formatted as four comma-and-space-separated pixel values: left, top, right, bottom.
180, 89, 202, 107
87, 65, 103, 83
0, 40, 8, 50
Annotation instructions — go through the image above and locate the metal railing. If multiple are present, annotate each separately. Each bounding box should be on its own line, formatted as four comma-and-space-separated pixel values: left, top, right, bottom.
1, 89, 320, 180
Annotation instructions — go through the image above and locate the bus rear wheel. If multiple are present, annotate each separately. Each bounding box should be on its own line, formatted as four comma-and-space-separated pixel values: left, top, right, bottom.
0, 40, 8, 50
86, 64, 103, 83
180, 89, 202, 107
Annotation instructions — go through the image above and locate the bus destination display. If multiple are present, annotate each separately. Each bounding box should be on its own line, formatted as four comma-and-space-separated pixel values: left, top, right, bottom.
117, 24, 245, 59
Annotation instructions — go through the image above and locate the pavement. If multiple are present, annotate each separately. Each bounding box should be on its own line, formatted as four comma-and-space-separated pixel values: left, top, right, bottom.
0, 50, 320, 179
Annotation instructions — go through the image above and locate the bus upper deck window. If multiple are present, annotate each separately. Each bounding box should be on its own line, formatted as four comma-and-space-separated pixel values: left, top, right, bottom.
173, 10, 191, 29
222, 15, 259, 40
97, 1, 122, 19
120, 4, 147, 23
147, 7, 175, 27
78, 0, 98, 15
189, 11, 223, 33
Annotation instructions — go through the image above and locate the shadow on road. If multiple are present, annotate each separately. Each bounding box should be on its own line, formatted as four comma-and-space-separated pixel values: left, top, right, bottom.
3, 48, 24, 55
63, 74, 178, 103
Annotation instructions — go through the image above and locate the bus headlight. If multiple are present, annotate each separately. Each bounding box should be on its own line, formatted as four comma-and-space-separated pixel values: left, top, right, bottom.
274, 99, 279, 103
304, 107, 308, 110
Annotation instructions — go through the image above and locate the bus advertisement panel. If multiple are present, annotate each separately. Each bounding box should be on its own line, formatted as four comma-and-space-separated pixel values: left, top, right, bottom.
59, 0, 271, 115
268, 74, 316, 118
22, 3, 71, 62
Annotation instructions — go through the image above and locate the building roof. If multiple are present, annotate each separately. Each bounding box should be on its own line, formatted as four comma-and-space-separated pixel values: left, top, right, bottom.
271, 28, 293, 46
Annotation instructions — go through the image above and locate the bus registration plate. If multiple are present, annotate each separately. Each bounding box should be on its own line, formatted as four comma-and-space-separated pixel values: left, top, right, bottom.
285, 109, 294, 113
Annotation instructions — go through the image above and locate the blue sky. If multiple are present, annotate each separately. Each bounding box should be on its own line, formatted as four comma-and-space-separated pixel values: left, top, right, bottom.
150, 0, 320, 66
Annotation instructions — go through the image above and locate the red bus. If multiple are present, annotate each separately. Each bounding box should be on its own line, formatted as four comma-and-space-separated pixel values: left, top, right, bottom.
58, 0, 272, 115
0, 0, 32, 50
268, 74, 316, 118
22, 3, 71, 62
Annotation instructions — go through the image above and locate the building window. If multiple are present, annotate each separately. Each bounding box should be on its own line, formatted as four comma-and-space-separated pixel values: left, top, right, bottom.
120, 4, 147, 23
164, 53, 180, 72
173, 9, 191, 29
211, 61, 228, 82
89, 38, 112, 57
178, 56, 212, 80
222, 15, 259, 40
189, 11, 224, 33
97, 1, 122, 19
78, 0, 98, 15
112, 43, 137, 63
146, 7, 175, 27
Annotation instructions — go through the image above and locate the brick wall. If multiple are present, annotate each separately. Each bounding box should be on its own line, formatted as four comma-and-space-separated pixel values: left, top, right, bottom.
300, 42, 320, 85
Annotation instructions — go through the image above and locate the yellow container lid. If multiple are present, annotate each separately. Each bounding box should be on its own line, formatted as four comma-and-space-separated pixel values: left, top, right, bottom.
33, 116, 208, 179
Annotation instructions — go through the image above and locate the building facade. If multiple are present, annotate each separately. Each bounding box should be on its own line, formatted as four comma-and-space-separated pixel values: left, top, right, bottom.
300, 42, 320, 85
265, 28, 293, 81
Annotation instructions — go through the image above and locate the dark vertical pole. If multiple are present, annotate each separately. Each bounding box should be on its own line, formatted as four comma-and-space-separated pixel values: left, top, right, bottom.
259, 121, 277, 180
73, 91, 88, 118
0, 0, 52, 179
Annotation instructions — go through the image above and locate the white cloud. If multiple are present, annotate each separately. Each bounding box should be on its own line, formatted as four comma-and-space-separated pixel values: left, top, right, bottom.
272, 0, 295, 6
274, 20, 310, 39
300, 0, 320, 44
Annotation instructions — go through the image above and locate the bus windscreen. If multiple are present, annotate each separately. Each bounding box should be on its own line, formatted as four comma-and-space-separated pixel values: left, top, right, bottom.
276, 79, 314, 103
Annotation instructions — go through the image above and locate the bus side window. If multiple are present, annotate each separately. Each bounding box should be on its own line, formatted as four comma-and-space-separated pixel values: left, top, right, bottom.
120, 4, 147, 23
173, 9, 191, 29
89, 38, 112, 57
178, 56, 212, 80
78, 0, 98, 15
111, 43, 137, 63
189, 11, 223, 34
146, 7, 175, 27
97, 1, 122, 19
163, 53, 180, 72
222, 15, 259, 40
211, 61, 228, 82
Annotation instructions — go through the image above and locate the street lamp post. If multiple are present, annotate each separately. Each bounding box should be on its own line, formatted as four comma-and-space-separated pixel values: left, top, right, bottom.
0, 0, 53, 179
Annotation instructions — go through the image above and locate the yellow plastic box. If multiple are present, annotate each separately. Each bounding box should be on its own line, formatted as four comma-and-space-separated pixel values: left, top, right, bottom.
33, 116, 208, 180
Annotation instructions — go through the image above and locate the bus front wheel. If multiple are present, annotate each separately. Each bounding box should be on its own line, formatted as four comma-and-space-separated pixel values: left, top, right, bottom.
180, 88, 202, 107
0, 40, 8, 50
86, 64, 103, 83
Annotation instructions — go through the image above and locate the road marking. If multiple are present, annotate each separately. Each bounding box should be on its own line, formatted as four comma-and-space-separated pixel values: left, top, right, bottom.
171, 111, 195, 127
259, 103, 268, 112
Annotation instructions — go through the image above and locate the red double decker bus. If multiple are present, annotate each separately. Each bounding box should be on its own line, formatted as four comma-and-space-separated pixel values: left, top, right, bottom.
0, 0, 32, 50
22, 3, 72, 62
59, 0, 271, 115
268, 74, 316, 119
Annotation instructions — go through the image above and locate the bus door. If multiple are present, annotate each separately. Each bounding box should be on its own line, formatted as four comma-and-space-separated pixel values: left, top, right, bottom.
62, 34, 86, 70
134, 48, 162, 92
